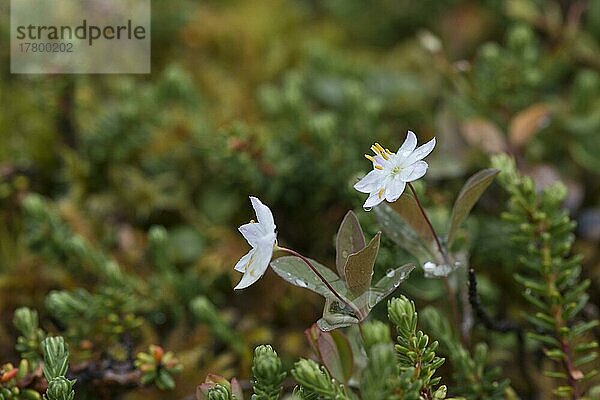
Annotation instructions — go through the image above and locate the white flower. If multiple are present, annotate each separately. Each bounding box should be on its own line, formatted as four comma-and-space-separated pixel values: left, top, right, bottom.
354, 131, 436, 209
234, 197, 277, 290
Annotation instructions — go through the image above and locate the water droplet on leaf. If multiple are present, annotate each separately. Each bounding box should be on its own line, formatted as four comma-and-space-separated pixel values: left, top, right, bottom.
386, 269, 395, 278
294, 279, 308, 288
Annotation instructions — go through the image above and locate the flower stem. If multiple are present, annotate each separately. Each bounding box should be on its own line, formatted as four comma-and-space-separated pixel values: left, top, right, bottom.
407, 183, 461, 336
276, 246, 360, 316
407, 183, 447, 262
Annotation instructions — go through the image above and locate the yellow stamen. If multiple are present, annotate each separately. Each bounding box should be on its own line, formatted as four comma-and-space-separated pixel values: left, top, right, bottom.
378, 188, 385, 199
250, 219, 256, 223
365, 154, 376, 163
374, 143, 390, 160
385, 148, 393, 155
374, 165, 383, 170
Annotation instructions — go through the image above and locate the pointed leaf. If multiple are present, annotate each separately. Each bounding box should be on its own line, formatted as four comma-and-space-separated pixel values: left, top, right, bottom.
374, 204, 433, 264
230, 378, 244, 400
447, 168, 499, 245
270, 256, 349, 300
389, 194, 435, 245
304, 324, 321, 357
329, 330, 354, 382
368, 264, 415, 307
314, 329, 354, 383
335, 211, 366, 280
317, 332, 345, 381
344, 233, 380, 297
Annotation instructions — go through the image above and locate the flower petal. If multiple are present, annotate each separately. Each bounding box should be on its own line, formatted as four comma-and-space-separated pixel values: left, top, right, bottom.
364, 190, 385, 209
354, 170, 384, 193
250, 196, 275, 231
405, 137, 436, 165
400, 160, 428, 182
385, 180, 406, 202
234, 249, 255, 272
397, 131, 417, 156
234, 246, 272, 290
238, 223, 263, 246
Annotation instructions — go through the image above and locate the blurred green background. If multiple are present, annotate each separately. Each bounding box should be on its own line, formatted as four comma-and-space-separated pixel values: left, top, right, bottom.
2, 0, 600, 398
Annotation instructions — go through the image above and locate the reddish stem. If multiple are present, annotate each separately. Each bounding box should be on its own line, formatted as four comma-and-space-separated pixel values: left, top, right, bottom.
277, 247, 359, 316
407, 183, 462, 338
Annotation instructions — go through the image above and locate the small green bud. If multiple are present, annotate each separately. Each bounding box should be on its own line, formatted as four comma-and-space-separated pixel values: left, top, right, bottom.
206, 385, 230, 400
13, 308, 39, 338
388, 296, 417, 335
252, 345, 283, 382
432, 385, 447, 399
361, 321, 391, 352
44, 377, 75, 400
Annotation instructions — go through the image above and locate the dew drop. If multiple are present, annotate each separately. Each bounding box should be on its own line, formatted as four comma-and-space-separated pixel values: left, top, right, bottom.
423, 261, 436, 269
294, 279, 308, 288
386, 269, 395, 278
363, 206, 373, 212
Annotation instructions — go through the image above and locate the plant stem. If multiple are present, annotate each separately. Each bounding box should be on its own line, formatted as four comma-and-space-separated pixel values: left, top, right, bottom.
407, 183, 447, 262
276, 247, 359, 316
541, 243, 582, 399
407, 183, 461, 337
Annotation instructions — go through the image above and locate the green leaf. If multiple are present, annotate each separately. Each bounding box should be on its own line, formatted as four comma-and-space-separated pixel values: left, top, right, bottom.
42, 337, 70, 381
329, 330, 354, 383
374, 204, 433, 264
344, 233, 380, 297
335, 211, 366, 280
270, 256, 349, 300
447, 168, 499, 245
314, 329, 354, 383
368, 264, 415, 308
388, 194, 435, 245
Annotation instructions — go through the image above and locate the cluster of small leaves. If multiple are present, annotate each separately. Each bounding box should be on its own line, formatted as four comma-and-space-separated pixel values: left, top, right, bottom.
46, 288, 143, 355
134, 345, 183, 391
251, 346, 286, 400
360, 320, 427, 400
8, 305, 185, 398
22, 194, 129, 285
41, 337, 75, 400
470, 24, 547, 113
190, 296, 246, 355
291, 359, 349, 400
421, 307, 511, 400
200, 296, 448, 400
13, 309, 45, 368
0, 362, 41, 400
197, 375, 243, 400
0, 336, 75, 400
492, 154, 599, 398
387, 296, 446, 400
